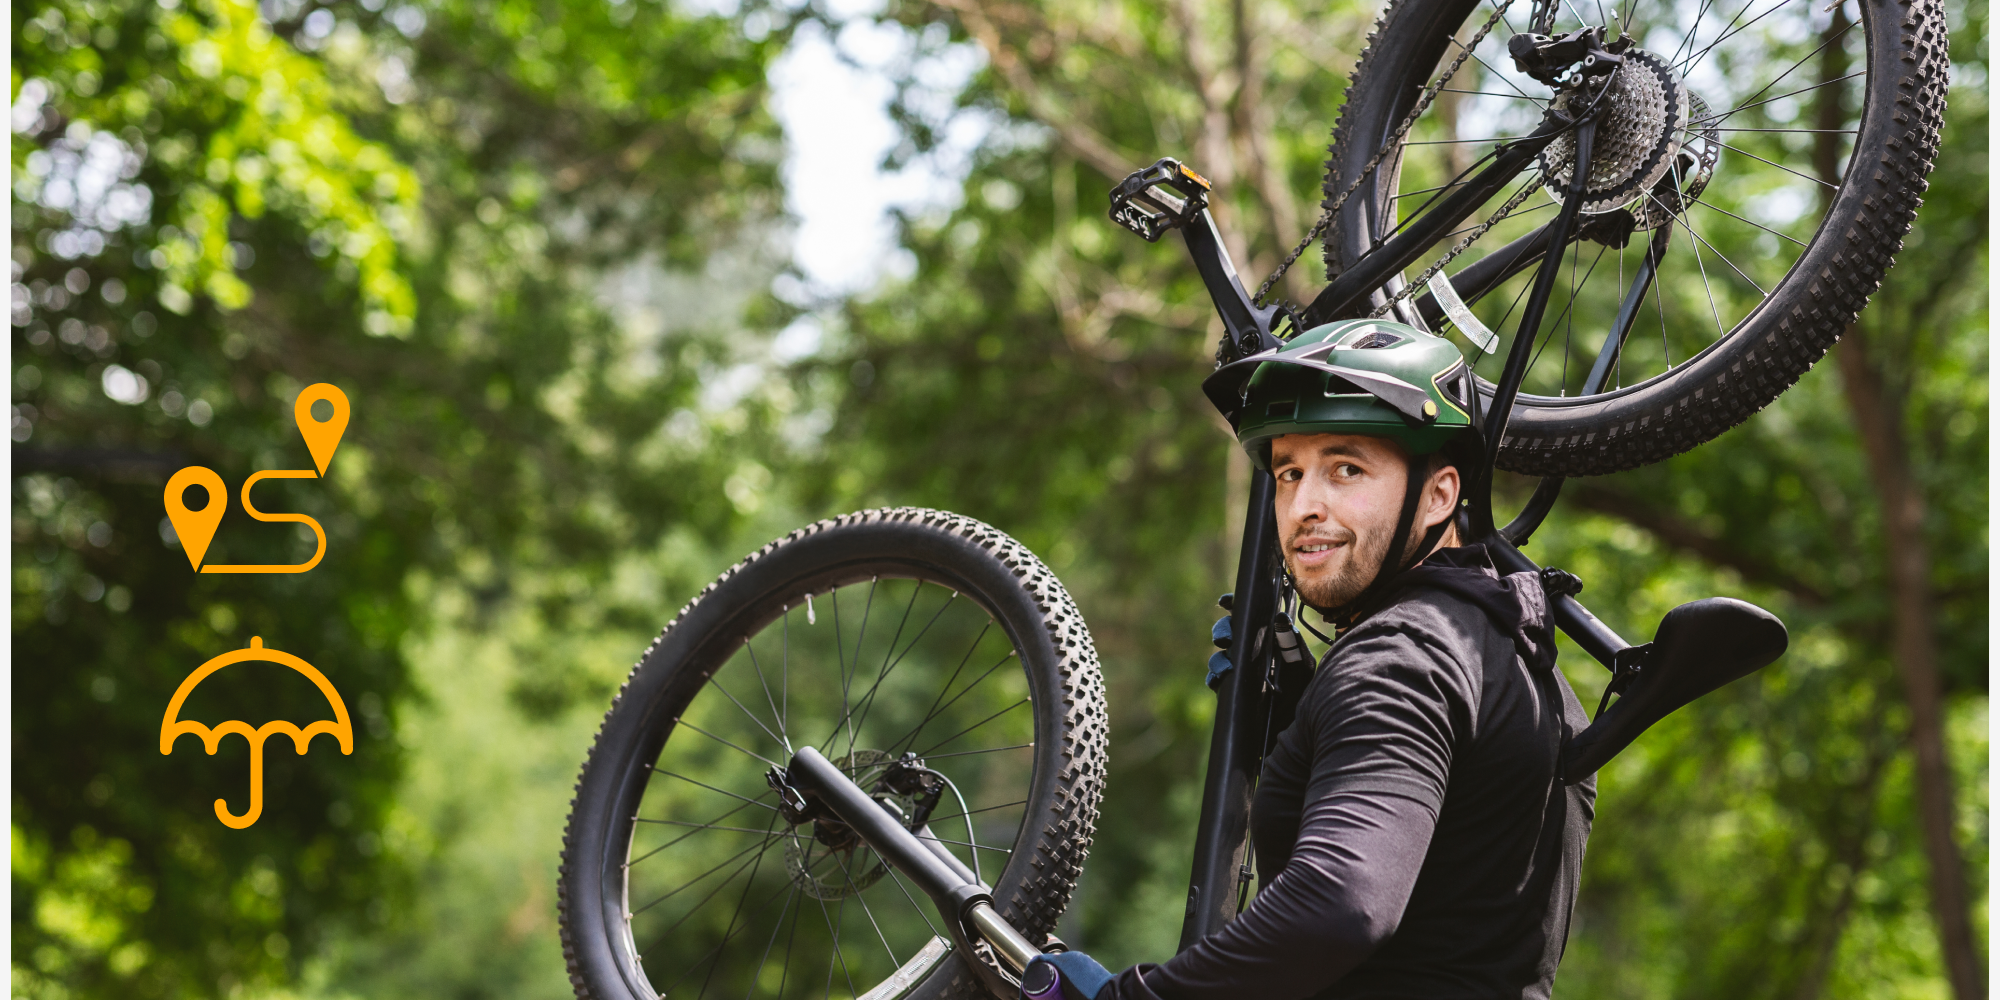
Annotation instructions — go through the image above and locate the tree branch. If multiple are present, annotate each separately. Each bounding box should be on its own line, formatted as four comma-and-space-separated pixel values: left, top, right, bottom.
929, 0, 1139, 181
1562, 481, 1828, 605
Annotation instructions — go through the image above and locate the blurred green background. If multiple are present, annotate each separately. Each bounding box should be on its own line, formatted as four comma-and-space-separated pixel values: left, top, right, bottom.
10, 0, 1987, 995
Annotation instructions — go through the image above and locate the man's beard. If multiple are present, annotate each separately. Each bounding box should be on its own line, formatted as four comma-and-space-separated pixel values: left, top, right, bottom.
1286, 513, 1435, 611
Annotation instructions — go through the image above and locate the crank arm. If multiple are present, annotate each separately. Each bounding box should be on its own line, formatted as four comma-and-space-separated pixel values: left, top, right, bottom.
1301, 114, 1569, 327
1182, 209, 1283, 357
783, 747, 1045, 982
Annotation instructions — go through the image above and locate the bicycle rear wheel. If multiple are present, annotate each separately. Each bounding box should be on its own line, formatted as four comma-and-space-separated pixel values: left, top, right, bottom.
559, 508, 1108, 1000
1321, 0, 1948, 475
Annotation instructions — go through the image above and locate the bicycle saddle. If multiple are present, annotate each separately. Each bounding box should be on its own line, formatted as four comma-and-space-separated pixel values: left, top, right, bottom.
1561, 597, 1787, 784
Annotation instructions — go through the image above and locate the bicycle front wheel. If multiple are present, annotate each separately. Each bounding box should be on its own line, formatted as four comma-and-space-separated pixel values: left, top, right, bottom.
1321, 0, 1948, 475
559, 508, 1108, 1000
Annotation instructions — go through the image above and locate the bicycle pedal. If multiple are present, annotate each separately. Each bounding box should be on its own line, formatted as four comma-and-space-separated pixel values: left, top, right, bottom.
1109, 157, 1211, 242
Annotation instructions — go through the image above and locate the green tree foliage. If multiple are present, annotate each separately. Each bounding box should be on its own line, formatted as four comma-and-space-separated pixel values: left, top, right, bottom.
12, 0, 793, 994
10, 0, 1986, 994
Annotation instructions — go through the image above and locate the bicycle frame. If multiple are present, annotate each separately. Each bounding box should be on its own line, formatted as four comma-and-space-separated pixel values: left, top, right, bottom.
760, 87, 1790, 991
1170, 113, 1638, 948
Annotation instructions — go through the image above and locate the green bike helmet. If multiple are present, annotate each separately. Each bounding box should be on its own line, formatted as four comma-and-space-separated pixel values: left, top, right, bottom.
1201, 319, 1483, 624
1201, 319, 1479, 469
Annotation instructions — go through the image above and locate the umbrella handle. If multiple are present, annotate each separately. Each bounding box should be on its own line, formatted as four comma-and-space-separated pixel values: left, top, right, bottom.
215, 732, 267, 829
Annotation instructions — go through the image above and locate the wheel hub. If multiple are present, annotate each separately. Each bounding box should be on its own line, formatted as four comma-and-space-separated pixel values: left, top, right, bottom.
781, 749, 919, 901
1540, 47, 1716, 222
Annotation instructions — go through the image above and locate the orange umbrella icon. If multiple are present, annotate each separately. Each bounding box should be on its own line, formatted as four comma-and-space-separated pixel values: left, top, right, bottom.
160, 637, 355, 829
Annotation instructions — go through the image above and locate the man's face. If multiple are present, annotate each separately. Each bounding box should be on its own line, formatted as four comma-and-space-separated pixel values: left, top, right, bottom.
1272, 433, 1455, 610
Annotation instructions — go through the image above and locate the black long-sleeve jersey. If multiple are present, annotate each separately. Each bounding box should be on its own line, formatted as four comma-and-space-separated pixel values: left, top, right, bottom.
1101, 544, 1595, 1000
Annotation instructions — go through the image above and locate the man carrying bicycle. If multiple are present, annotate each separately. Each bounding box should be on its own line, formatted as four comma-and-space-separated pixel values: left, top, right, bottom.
1030, 320, 1595, 999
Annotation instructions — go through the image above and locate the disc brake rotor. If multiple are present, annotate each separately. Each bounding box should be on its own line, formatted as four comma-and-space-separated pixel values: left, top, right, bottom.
783, 749, 916, 901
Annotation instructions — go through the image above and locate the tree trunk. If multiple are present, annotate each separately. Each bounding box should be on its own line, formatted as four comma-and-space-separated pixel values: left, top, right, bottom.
1833, 328, 1983, 1000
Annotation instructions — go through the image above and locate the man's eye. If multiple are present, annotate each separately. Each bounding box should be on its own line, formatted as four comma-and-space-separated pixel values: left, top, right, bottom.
1336, 463, 1362, 477
1277, 468, 1302, 482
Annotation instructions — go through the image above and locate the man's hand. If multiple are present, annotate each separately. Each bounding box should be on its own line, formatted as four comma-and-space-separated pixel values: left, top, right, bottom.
1021, 950, 1114, 1000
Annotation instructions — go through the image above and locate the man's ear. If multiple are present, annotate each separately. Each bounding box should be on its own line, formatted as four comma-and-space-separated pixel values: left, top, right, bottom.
1423, 462, 1461, 530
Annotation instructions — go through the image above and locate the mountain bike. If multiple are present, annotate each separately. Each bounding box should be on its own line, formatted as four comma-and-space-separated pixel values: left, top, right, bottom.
555, 0, 1947, 993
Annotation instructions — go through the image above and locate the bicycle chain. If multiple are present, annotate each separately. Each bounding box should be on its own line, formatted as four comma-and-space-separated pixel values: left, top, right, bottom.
1366, 179, 1542, 319
1252, 0, 1520, 309
1367, 66, 1620, 320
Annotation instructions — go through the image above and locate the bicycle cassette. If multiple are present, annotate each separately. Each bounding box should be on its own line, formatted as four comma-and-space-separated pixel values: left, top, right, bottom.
1539, 48, 1698, 216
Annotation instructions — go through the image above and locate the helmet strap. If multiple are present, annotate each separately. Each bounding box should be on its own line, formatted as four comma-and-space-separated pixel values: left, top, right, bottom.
1328, 455, 1451, 629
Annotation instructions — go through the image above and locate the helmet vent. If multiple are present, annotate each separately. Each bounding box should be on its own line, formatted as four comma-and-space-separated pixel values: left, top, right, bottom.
1348, 331, 1402, 349
1266, 400, 1296, 419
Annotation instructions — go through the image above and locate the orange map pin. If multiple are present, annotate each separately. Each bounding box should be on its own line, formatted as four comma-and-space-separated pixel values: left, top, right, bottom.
294, 383, 349, 476
164, 466, 228, 570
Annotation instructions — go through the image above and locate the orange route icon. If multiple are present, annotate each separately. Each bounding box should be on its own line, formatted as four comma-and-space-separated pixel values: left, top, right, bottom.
160, 637, 355, 829
163, 382, 349, 573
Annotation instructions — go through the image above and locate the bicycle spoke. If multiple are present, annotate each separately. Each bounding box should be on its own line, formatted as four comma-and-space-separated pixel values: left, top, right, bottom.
824, 581, 924, 752
631, 799, 770, 866
839, 580, 879, 753
1656, 164, 1728, 344
1712, 127, 1856, 134
848, 588, 962, 747
1719, 17, 1860, 121
741, 887, 799, 1000
1688, 197, 1810, 248
1713, 140, 1839, 189
707, 675, 788, 754
653, 874, 799, 998
774, 872, 806, 999
830, 588, 852, 753
926, 798, 1032, 824
881, 866, 944, 939
631, 833, 782, 918
923, 835, 1012, 854
1562, 237, 1578, 393
1524, 244, 1609, 383
1440, 87, 1549, 104
653, 769, 780, 811
1674, 208, 1771, 295
742, 638, 793, 756
635, 818, 774, 834
692, 814, 785, 999
918, 743, 1035, 762
676, 718, 785, 769
1674, 0, 1756, 69
640, 816, 786, 959
781, 606, 791, 744
1405, 134, 1536, 146
812, 886, 857, 999
1449, 34, 1542, 103
890, 647, 1016, 758
918, 698, 1032, 758
1430, 195, 1557, 248
884, 622, 997, 756
1683, 0, 1811, 78
1680, 0, 1760, 69
832, 849, 901, 967
632, 797, 770, 867
1690, 71, 1864, 128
